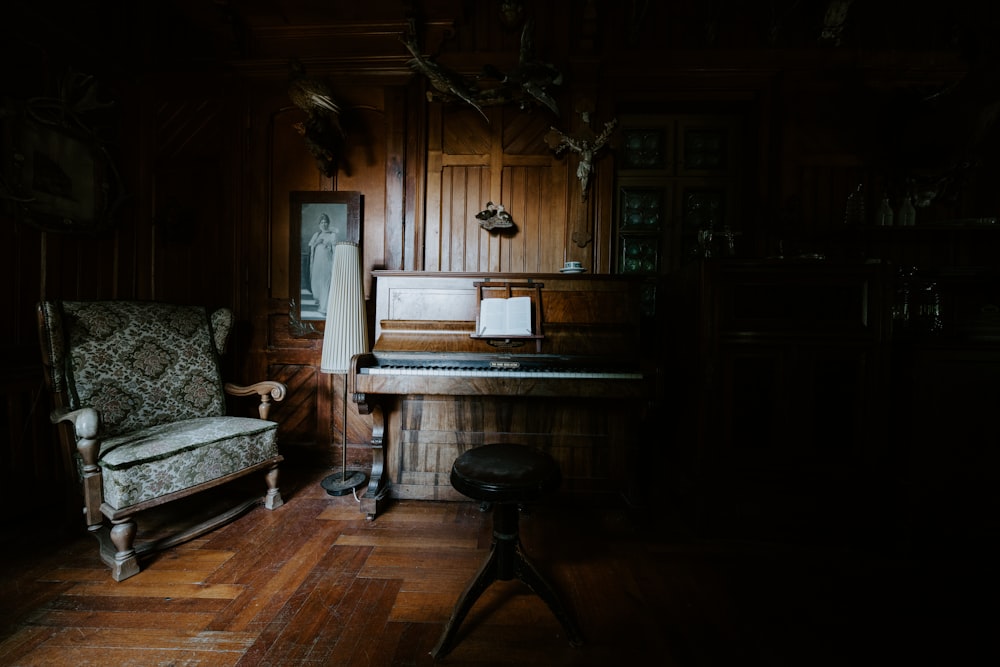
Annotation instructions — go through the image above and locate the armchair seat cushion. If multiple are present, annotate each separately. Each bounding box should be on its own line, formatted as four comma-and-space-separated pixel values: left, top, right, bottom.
98, 416, 279, 510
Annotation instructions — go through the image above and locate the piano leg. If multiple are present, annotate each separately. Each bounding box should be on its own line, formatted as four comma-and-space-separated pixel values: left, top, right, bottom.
358, 402, 391, 520
360, 487, 391, 521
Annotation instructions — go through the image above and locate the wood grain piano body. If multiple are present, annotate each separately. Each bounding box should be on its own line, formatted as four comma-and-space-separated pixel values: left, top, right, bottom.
352, 271, 650, 518
386, 393, 633, 502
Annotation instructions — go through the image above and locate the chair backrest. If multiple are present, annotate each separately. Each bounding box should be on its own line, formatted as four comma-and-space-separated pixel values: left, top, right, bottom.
38, 301, 234, 437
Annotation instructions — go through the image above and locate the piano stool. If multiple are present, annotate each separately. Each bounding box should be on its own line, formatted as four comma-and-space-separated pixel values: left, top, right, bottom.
431, 443, 585, 659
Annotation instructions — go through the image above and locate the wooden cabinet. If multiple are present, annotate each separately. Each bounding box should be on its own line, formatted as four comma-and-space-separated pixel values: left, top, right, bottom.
677, 253, 1000, 550
890, 343, 1000, 552
687, 259, 893, 544
887, 263, 1000, 552
615, 114, 743, 278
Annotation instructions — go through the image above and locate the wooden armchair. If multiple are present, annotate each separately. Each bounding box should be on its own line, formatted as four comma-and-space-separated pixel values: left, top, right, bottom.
37, 300, 286, 581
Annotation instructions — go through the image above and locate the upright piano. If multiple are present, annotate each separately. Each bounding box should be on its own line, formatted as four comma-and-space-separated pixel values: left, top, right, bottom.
351, 271, 651, 519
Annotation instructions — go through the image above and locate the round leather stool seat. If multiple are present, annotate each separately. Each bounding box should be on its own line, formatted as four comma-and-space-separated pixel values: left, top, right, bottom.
451, 443, 561, 503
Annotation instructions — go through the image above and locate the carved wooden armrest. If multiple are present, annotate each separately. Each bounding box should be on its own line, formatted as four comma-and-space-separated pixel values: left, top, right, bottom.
224, 381, 287, 420
50, 407, 104, 527
51, 407, 100, 467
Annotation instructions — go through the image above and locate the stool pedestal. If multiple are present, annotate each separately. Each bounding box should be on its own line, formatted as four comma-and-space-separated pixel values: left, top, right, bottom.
431, 444, 584, 659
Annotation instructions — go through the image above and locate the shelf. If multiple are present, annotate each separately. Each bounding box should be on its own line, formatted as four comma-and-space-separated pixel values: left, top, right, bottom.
855, 223, 999, 231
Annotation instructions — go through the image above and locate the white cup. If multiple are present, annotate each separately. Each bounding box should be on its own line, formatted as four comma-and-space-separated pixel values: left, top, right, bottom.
564, 261, 582, 269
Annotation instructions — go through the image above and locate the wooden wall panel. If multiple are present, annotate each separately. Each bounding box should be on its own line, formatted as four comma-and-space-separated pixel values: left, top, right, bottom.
40, 233, 121, 301
268, 103, 329, 301
383, 87, 408, 271
426, 105, 578, 273
433, 163, 569, 273
265, 362, 320, 440
500, 165, 567, 272
150, 96, 239, 308
436, 166, 490, 271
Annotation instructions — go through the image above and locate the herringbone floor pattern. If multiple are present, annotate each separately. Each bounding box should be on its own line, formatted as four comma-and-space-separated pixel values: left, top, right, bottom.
0, 464, 991, 666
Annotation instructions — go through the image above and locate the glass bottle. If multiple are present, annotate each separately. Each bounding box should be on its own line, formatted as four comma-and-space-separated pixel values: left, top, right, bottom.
844, 183, 865, 225
897, 196, 916, 227
892, 266, 917, 335
877, 195, 893, 227
917, 281, 943, 334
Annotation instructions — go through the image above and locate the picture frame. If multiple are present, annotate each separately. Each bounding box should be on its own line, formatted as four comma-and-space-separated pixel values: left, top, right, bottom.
2, 102, 124, 235
289, 190, 363, 332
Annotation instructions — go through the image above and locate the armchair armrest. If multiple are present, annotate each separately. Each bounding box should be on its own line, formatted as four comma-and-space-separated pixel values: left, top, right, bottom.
51, 407, 103, 527
51, 407, 100, 468
224, 381, 287, 420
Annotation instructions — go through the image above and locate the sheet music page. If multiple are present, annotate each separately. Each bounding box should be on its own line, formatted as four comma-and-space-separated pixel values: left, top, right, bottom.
478, 296, 532, 336
504, 296, 532, 334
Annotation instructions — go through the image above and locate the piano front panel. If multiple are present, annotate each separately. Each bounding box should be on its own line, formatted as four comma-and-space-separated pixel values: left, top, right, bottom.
387, 394, 632, 502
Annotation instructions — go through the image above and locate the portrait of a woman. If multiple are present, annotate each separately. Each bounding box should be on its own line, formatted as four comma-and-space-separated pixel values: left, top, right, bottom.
307, 212, 339, 316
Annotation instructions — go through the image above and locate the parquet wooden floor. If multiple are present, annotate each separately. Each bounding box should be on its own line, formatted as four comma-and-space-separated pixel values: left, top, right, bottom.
0, 463, 993, 666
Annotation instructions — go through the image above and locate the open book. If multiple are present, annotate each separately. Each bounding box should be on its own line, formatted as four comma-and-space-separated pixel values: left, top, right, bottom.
477, 296, 533, 336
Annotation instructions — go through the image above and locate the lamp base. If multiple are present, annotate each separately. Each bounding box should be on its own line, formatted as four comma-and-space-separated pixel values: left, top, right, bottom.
321, 469, 368, 496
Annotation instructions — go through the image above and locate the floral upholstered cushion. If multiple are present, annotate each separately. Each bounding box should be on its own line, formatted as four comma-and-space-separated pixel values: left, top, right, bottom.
57, 301, 229, 438
99, 416, 279, 509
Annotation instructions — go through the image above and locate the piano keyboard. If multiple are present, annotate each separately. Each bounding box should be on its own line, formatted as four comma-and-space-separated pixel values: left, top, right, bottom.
360, 365, 642, 379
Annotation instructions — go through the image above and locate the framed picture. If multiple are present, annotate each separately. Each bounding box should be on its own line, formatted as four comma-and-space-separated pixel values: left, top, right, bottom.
2, 102, 124, 235
289, 190, 362, 331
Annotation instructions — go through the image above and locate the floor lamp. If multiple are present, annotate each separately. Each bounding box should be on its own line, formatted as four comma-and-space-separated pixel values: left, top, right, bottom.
320, 241, 369, 496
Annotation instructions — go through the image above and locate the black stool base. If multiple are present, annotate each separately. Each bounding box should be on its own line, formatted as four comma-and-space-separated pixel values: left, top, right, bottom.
431, 503, 584, 659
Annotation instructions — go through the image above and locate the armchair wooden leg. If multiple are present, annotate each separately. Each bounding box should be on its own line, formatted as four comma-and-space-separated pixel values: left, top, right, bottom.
264, 465, 283, 510
109, 519, 140, 581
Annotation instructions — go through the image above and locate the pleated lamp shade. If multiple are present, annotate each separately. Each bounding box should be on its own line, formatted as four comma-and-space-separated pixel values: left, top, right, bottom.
320, 242, 368, 374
